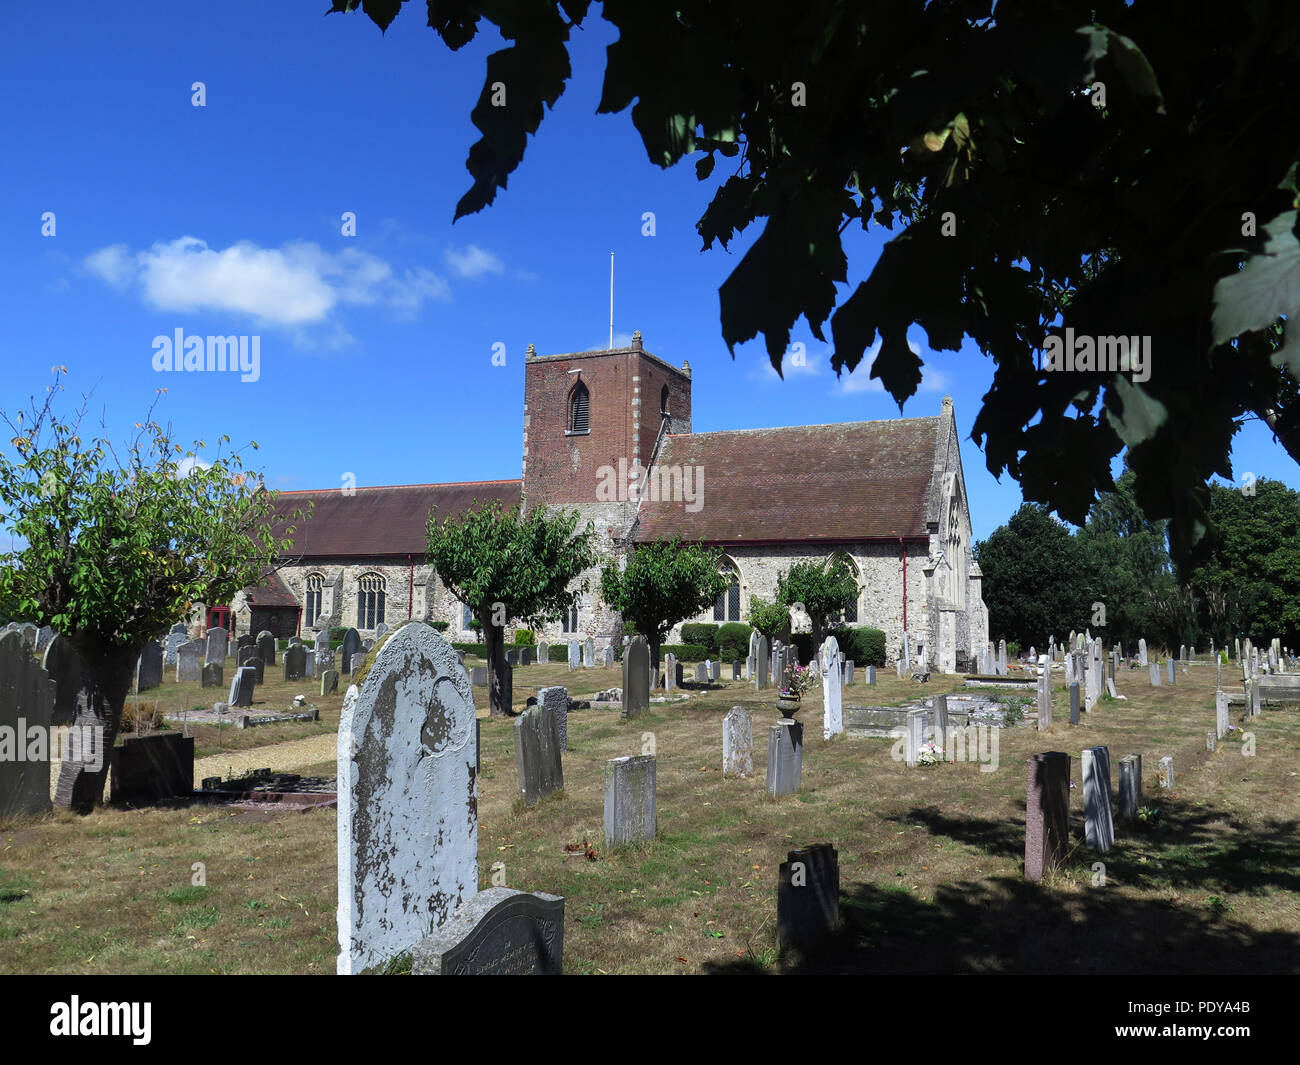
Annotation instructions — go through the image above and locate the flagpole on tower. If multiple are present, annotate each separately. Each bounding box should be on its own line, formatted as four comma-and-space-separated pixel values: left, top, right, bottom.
609, 252, 615, 350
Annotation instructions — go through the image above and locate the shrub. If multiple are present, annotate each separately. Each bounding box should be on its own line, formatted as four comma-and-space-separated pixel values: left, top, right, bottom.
830, 626, 886, 668
661, 643, 709, 663
622, 620, 638, 637
1007, 640, 1021, 659
430, 620, 450, 633
513, 629, 535, 646
747, 595, 790, 637
549, 643, 569, 663
121, 702, 166, 733
716, 622, 753, 661
680, 623, 720, 652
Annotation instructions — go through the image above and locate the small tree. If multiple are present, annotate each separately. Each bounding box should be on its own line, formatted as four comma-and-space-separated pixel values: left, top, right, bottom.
747, 595, 790, 638
426, 500, 596, 716
775, 558, 858, 649
600, 537, 730, 668
0, 375, 307, 811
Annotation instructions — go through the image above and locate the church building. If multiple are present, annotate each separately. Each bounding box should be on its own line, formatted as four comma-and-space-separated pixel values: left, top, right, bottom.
217, 332, 988, 673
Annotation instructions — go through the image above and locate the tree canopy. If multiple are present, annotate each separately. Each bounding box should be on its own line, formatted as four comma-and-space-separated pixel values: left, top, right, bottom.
425, 498, 597, 714
775, 557, 858, 650
331, 0, 1300, 564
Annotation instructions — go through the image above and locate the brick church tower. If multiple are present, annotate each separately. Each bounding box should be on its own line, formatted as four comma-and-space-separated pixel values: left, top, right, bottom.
521, 331, 692, 642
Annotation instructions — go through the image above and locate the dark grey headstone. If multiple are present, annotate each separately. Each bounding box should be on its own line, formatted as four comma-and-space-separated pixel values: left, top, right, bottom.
41, 635, 80, 726
777, 844, 840, 956
0, 631, 53, 818
238, 644, 257, 668
237, 633, 256, 654
1117, 754, 1141, 821
1025, 752, 1070, 882
201, 662, 224, 688
514, 702, 563, 807
621, 636, 649, 719
228, 666, 255, 708
340, 628, 361, 675
471, 666, 487, 686
1069, 682, 1081, 725
257, 631, 276, 667
283, 643, 307, 682
108, 733, 194, 804
133, 642, 163, 694
603, 754, 656, 847
766, 720, 803, 797
176, 639, 205, 684
537, 686, 568, 751
245, 656, 264, 685
412, 887, 564, 975
320, 669, 339, 695
205, 626, 229, 666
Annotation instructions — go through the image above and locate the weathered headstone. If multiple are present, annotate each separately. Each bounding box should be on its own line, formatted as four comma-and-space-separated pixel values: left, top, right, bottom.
536, 640, 549, 663
228, 666, 255, 708
506, 648, 520, 667
133, 642, 163, 694
601, 647, 614, 668
754, 635, 770, 690
722, 706, 753, 778
471, 666, 487, 686
514, 702, 563, 807
904, 708, 927, 767
245, 656, 264, 686
603, 755, 656, 847
1215, 690, 1229, 739
1082, 746, 1114, 853
932, 693, 948, 748
35, 626, 56, 656
709, 659, 720, 682
1149, 664, 1161, 687
164, 628, 188, 667
201, 662, 223, 688
695, 662, 708, 683
776, 844, 840, 956
843, 660, 854, 686
1206, 731, 1217, 752
1117, 754, 1142, 821
257, 631, 276, 667
731, 659, 741, 681
283, 643, 307, 682
337, 624, 477, 975
0, 631, 53, 818
411, 886, 565, 975
1024, 752, 1070, 882
1157, 755, 1174, 790
664, 652, 677, 692
237, 643, 258, 669
583, 638, 595, 668
621, 636, 649, 719
866, 664, 876, 686
1167, 659, 1175, 686
314, 629, 331, 660
176, 639, 205, 683
340, 628, 361, 675
374, 622, 387, 640
537, 686, 568, 752
567, 640, 580, 671
766, 720, 803, 797
321, 668, 340, 696
1138, 638, 1148, 666
41, 635, 80, 726
1069, 682, 1080, 725
822, 650, 843, 740
1037, 673, 1052, 730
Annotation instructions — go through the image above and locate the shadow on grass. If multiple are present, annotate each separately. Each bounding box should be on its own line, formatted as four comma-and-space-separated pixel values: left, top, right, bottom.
704, 796, 1300, 975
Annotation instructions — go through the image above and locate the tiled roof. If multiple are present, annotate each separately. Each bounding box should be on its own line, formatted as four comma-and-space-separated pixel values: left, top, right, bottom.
632, 418, 940, 544
269, 481, 522, 558
242, 568, 300, 608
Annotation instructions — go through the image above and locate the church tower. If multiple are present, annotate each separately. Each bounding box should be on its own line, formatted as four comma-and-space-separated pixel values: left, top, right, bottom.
520, 331, 692, 641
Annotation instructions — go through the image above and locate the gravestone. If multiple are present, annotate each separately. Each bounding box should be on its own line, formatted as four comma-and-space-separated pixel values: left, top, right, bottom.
228, 666, 255, 708
664, 653, 677, 692
283, 643, 307, 682
321, 668, 340, 696
362, 638, 374, 652
257, 631, 276, 667
601, 647, 614, 668
732, 659, 741, 681
621, 636, 649, 719
236, 633, 255, 654
843, 660, 854, 686
1167, 659, 1175, 686
1069, 682, 1080, 726
1037, 673, 1052, 730
754, 636, 770, 690
471, 666, 487, 686
603, 755, 656, 847
35, 626, 56, 656
315, 630, 331, 660
304, 650, 317, 679
776, 844, 840, 956
695, 663, 708, 683
206, 627, 229, 666
567, 641, 580, 671
997, 638, 1007, 675
537, 686, 568, 752
1082, 746, 1114, 853
1215, 691, 1229, 739
1206, 731, 1217, 752
337, 623, 477, 975
0, 630, 54, 819
537, 640, 549, 663
41, 635, 80, 726
1157, 755, 1174, 790
1149, 664, 1161, 687
164, 628, 188, 667
1138, 639, 1148, 666
289, 636, 302, 646
1117, 754, 1142, 821
201, 663, 223, 688
374, 622, 387, 640
245, 656, 264, 686
722, 706, 753, 778
583, 638, 595, 668
176, 639, 204, 683
134, 642, 163, 694
904, 708, 927, 767
1025, 752, 1070, 882
411, 887, 564, 975
514, 702, 563, 807
340, 629, 361, 675
506, 649, 519, 668
932, 694, 948, 748
822, 651, 843, 740
709, 660, 720, 682
866, 664, 876, 686
766, 720, 803, 797
108, 733, 194, 804
238, 644, 258, 668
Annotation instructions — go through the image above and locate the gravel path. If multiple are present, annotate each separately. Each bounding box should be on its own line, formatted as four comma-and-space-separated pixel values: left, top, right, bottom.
193, 732, 339, 784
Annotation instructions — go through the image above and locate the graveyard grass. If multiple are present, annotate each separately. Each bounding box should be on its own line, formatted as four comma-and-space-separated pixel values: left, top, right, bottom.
2, 657, 1299, 974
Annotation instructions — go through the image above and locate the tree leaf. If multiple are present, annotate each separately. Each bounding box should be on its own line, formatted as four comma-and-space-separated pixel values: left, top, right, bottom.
1212, 210, 1300, 346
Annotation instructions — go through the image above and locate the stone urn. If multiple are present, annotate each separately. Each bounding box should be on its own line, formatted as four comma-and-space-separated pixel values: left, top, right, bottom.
775, 691, 802, 716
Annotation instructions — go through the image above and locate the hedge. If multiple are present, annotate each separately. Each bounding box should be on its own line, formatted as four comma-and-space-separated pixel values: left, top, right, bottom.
661, 643, 710, 663
790, 627, 886, 668
680, 623, 719, 652
716, 622, 753, 660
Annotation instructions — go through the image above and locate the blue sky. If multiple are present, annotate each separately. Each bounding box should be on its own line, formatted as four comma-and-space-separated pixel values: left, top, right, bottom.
3, 0, 1297, 543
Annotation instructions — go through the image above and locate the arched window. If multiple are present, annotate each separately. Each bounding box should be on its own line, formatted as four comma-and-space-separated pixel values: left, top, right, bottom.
569, 382, 590, 433
357, 573, 386, 630
561, 605, 579, 633
304, 573, 324, 628
713, 559, 742, 622
660, 385, 670, 415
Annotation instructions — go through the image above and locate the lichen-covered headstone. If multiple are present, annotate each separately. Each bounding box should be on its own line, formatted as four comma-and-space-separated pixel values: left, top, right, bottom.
1082, 746, 1114, 853
283, 643, 307, 682
537, 686, 568, 751
133, 642, 163, 693
321, 668, 339, 696
722, 706, 753, 778
256, 631, 276, 667
205, 626, 228, 666
514, 701, 563, 806
337, 623, 477, 975
176, 639, 205, 684
603, 754, 656, 848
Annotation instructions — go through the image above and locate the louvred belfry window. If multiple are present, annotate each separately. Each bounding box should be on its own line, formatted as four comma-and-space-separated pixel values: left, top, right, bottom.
570, 383, 589, 433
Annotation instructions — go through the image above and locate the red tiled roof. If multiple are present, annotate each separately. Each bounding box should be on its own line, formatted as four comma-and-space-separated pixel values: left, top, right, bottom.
270, 481, 521, 558
242, 568, 300, 608
632, 419, 940, 544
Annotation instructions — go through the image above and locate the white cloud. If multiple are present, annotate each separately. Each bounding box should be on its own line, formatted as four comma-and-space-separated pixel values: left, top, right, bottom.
835, 338, 951, 394
176, 455, 210, 477
83, 237, 450, 326
443, 243, 505, 280
746, 344, 827, 382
